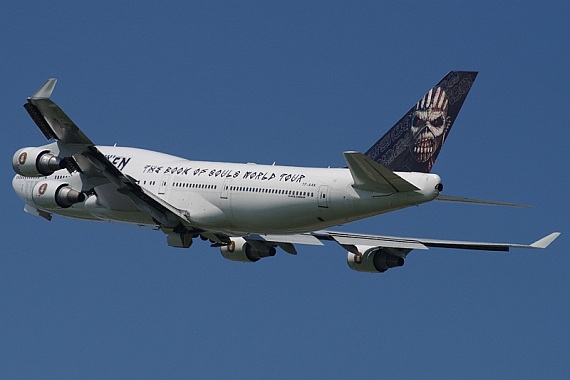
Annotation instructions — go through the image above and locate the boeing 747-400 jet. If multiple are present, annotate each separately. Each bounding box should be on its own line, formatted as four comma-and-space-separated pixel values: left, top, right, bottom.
12, 72, 560, 273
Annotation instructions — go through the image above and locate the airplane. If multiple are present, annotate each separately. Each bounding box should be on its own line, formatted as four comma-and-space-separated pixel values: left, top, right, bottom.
11, 71, 560, 273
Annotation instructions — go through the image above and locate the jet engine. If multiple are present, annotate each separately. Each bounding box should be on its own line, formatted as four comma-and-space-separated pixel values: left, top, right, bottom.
32, 180, 85, 209
12, 147, 63, 177
220, 237, 276, 262
347, 245, 405, 273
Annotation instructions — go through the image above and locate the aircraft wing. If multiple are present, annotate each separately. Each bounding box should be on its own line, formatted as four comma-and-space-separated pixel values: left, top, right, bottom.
25, 79, 192, 229
247, 230, 561, 256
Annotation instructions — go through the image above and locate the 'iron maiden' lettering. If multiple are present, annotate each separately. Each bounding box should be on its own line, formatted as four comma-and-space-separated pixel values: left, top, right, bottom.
105, 155, 131, 171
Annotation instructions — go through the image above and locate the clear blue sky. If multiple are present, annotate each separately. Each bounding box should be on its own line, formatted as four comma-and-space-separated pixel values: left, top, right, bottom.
2, 1, 568, 378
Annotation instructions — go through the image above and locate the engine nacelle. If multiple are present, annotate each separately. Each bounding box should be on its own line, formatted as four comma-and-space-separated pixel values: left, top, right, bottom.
347, 245, 405, 273
220, 237, 276, 262
12, 147, 63, 177
32, 180, 86, 209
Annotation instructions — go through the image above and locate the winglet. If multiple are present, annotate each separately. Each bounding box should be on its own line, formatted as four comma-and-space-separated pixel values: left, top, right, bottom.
30, 78, 57, 99
530, 232, 561, 249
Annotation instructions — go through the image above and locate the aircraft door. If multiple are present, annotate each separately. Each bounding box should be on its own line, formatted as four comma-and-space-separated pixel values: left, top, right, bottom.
158, 174, 170, 195
318, 185, 329, 208
220, 178, 232, 199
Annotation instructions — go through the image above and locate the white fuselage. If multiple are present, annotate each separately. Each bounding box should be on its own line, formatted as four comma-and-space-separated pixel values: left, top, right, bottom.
12, 146, 441, 235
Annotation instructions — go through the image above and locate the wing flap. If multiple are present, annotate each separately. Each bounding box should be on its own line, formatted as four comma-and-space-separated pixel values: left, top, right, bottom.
249, 233, 324, 246
326, 231, 428, 250
23, 103, 58, 140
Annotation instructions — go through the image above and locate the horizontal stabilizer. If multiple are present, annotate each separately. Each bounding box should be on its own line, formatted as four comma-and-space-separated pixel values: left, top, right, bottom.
343, 151, 419, 193
437, 195, 531, 208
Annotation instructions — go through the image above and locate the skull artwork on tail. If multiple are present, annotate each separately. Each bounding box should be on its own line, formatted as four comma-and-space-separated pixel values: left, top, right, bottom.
410, 86, 451, 172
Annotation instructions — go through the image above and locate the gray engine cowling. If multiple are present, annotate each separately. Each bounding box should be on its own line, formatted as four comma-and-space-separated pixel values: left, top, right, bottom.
12, 147, 63, 177
347, 245, 405, 273
220, 237, 276, 262
32, 180, 85, 209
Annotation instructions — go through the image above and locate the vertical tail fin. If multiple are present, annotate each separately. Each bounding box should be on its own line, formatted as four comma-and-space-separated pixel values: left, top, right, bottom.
365, 71, 478, 173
